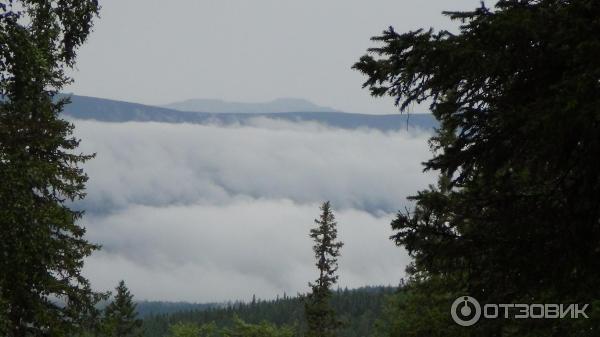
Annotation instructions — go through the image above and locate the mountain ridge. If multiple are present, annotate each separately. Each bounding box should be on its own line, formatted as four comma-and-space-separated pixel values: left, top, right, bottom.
61, 94, 438, 131
163, 97, 339, 114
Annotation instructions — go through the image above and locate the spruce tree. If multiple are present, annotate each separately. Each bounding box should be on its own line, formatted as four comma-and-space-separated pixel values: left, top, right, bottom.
354, 0, 600, 336
0, 1, 101, 336
102, 281, 143, 337
305, 201, 343, 337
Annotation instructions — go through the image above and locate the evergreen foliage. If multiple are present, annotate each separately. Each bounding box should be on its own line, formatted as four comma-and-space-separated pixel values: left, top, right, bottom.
135, 302, 219, 318
354, 0, 600, 336
305, 201, 344, 337
0, 1, 101, 336
221, 317, 295, 337
167, 321, 220, 337
142, 287, 395, 337
102, 281, 143, 337
166, 317, 294, 337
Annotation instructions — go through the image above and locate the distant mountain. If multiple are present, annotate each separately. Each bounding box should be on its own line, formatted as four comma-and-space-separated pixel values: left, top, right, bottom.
61, 95, 438, 131
164, 97, 338, 113
61, 95, 198, 123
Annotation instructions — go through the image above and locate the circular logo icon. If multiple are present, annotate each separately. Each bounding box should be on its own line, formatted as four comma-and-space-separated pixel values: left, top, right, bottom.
451, 296, 481, 326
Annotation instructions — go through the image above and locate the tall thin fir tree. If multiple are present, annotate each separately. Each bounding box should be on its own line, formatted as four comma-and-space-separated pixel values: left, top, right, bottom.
305, 201, 343, 337
102, 281, 143, 337
0, 1, 102, 336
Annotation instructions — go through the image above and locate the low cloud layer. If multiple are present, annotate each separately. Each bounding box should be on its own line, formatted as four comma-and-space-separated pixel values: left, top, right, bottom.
75, 119, 433, 215
84, 200, 404, 302
73, 119, 434, 302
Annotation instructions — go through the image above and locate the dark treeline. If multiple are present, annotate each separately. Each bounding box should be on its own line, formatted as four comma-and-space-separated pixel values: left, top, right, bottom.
142, 286, 396, 337
135, 302, 220, 318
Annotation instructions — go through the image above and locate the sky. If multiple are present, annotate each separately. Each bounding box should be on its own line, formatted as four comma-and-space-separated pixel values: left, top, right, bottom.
66, 0, 481, 114
63, 0, 484, 303
75, 119, 435, 302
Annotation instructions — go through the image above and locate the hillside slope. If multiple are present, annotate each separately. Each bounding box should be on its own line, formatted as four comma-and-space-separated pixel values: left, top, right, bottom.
61, 95, 437, 131
164, 97, 338, 114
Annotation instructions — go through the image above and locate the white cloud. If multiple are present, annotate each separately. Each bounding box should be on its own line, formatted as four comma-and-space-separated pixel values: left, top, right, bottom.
75, 119, 433, 215
84, 200, 405, 302
74, 119, 434, 301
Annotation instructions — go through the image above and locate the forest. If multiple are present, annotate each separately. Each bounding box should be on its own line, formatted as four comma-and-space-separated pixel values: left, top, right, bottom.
141, 287, 396, 337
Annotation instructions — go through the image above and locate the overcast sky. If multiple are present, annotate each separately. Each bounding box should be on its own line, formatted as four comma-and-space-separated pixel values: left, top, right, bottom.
64, 0, 482, 302
67, 0, 480, 114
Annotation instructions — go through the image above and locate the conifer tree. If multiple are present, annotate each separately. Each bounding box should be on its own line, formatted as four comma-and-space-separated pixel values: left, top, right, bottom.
167, 322, 202, 337
355, 0, 600, 336
305, 201, 343, 337
0, 1, 101, 336
102, 281, 143, 337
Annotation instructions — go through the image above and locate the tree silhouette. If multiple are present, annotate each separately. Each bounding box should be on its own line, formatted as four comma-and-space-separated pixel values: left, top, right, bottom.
305, 201, 344, 337
102, 281, 143, 337
355, 0, 600, 336
0, 1, 101, 336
